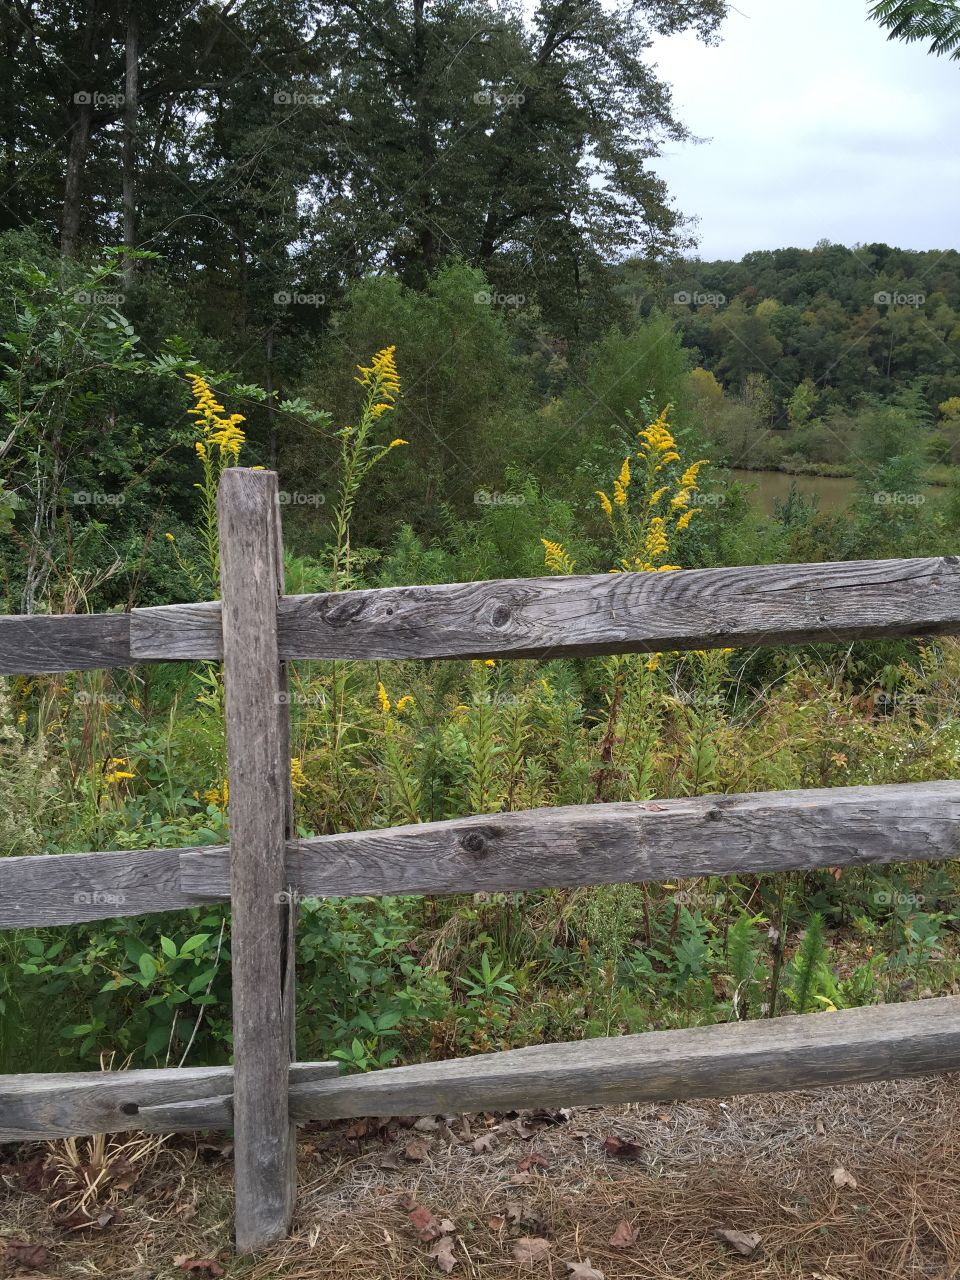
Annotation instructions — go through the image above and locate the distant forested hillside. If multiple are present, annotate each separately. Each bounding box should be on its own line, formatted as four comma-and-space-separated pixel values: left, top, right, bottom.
624, 242, 960, 415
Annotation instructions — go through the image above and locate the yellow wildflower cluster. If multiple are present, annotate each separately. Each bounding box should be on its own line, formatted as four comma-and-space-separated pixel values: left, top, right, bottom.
355, 345, 401, 402
376, 682, 415, 716
187, 373, 246, 465
290, 756, 308, 794
541, 538, 576, 575
596, 406, 707, 575
203, 778, 229, 809
331, 347, 406, 588
104, 756, 135, 784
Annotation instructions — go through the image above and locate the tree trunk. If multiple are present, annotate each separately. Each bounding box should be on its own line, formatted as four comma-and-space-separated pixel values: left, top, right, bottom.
61, 99, 93, 257
122, 7, 139, 291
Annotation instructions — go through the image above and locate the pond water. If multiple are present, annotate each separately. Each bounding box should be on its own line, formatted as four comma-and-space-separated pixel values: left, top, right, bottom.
729, 469, 857, 514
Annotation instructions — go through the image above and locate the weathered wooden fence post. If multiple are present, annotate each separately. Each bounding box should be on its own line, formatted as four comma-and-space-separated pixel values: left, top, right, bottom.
218, 468, 297, 1251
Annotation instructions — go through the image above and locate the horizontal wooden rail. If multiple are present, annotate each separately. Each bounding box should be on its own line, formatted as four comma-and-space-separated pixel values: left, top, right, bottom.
0, 612, 135, 675
0, 1062, 336, 1142
0, 843, 228, 928
289, 997, 960, 1120
137, 555, 960, 664
4, 781, 957, 930
5, 1000, 958, 1139
6, 556, 958, 675
184, 780, 960, 900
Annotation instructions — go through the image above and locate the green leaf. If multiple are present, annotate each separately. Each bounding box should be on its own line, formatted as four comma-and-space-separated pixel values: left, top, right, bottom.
180, 933, 211, 955
138, 952, 158, 982
160, 936, 177, 958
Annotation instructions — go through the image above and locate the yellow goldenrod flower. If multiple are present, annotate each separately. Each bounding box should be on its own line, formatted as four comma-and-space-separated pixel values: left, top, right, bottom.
672, 489, 691, 510
645, 654, 661, 672
395, 695, 415, 713
648, 485, 669, 507
104, 757, 136, 784
680, 459, 708, 489
388, 438, 408, 448
203, 779, 229, 809
541, 538, 575, 574
290, 756, 308, 793
377, 681, 391, 714
165, 531, 175, 542
483, 659, 496, 668
644, 517, 669, 561
676, 508, 700, 530
596, 490, 613, 517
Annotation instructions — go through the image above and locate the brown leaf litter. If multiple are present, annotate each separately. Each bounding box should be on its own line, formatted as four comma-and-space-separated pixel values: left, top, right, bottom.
1, 1074, 960, 1278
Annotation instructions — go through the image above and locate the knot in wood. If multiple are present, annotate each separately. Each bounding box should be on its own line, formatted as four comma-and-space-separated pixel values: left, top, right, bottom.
460, 830, 489, 856
491, 604, 511, 628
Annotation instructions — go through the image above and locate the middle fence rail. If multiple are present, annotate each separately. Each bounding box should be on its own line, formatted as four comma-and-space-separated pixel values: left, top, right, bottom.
2, 469, 960, 1251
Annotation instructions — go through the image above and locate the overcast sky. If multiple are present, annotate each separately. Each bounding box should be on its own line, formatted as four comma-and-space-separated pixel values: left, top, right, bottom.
648, 0, 960, 260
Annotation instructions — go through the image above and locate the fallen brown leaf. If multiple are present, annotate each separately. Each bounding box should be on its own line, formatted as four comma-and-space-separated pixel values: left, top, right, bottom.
487, 1216, 506, 1231
108, 1156, 140, 1193
832, 1166, 857, 1189
603, 1135, 644, 1160
4, 1242, 52, 1272
472, 1133, 496, 1154
566, 1262, 604, 1280
408, 1205, 443, 1241
429, 1234, 457, 1273
174, 1258, 226, 1277
609, 1220, 638, 1248
717, 1229, 761, 1257
517, 1154, 549, 1172
513, 1236, 551, 1265
405, 1139, 430, 1162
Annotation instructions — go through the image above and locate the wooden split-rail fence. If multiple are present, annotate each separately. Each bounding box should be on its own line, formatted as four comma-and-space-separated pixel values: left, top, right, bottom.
3, 467, 960, 1250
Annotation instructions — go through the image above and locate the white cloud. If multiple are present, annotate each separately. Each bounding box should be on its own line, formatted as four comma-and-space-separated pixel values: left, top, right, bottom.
648, 0, 960, 258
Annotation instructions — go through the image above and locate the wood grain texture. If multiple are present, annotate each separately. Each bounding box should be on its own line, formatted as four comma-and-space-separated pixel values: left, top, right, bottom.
275, 556, 960, 661
0, 844, 227, 930
177, 781, 960, 902
0, 611, 133, 675
41, 556, 960, 669
288, 998, 960, 1120
0, 1063, 336, 1142
218, 467, 296, 1251
129, 599, 221, 662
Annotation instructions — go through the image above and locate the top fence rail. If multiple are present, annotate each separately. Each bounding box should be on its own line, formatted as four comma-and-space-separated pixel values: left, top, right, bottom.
2, 555, 960, 676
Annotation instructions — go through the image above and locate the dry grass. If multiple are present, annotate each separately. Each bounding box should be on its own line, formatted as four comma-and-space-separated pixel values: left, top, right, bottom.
3, 1076, 960, 1279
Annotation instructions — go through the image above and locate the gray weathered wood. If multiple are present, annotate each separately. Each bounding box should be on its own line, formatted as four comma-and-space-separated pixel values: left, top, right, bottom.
137, 1093, 234, 1129
6, 780, 955, 933
0, 1063, 336, 1141
0, 611, 133, 675
0, 844, 226, 930
274, 555, 960, 660
129, 555, 960, 665
178, 780, 960, 902
288, 997, 960, 1120
218, 468, 296, 1251
129, 598, 222, 663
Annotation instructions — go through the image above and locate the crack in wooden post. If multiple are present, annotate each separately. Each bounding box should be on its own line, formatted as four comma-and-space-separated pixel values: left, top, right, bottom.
218, 468, 296, 1252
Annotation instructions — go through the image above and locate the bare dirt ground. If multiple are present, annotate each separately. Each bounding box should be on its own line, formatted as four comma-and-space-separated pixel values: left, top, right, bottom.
2, 1075, 960, 1280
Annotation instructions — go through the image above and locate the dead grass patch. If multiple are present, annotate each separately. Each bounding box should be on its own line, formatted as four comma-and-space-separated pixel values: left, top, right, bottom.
2, 1075, 959, 1279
